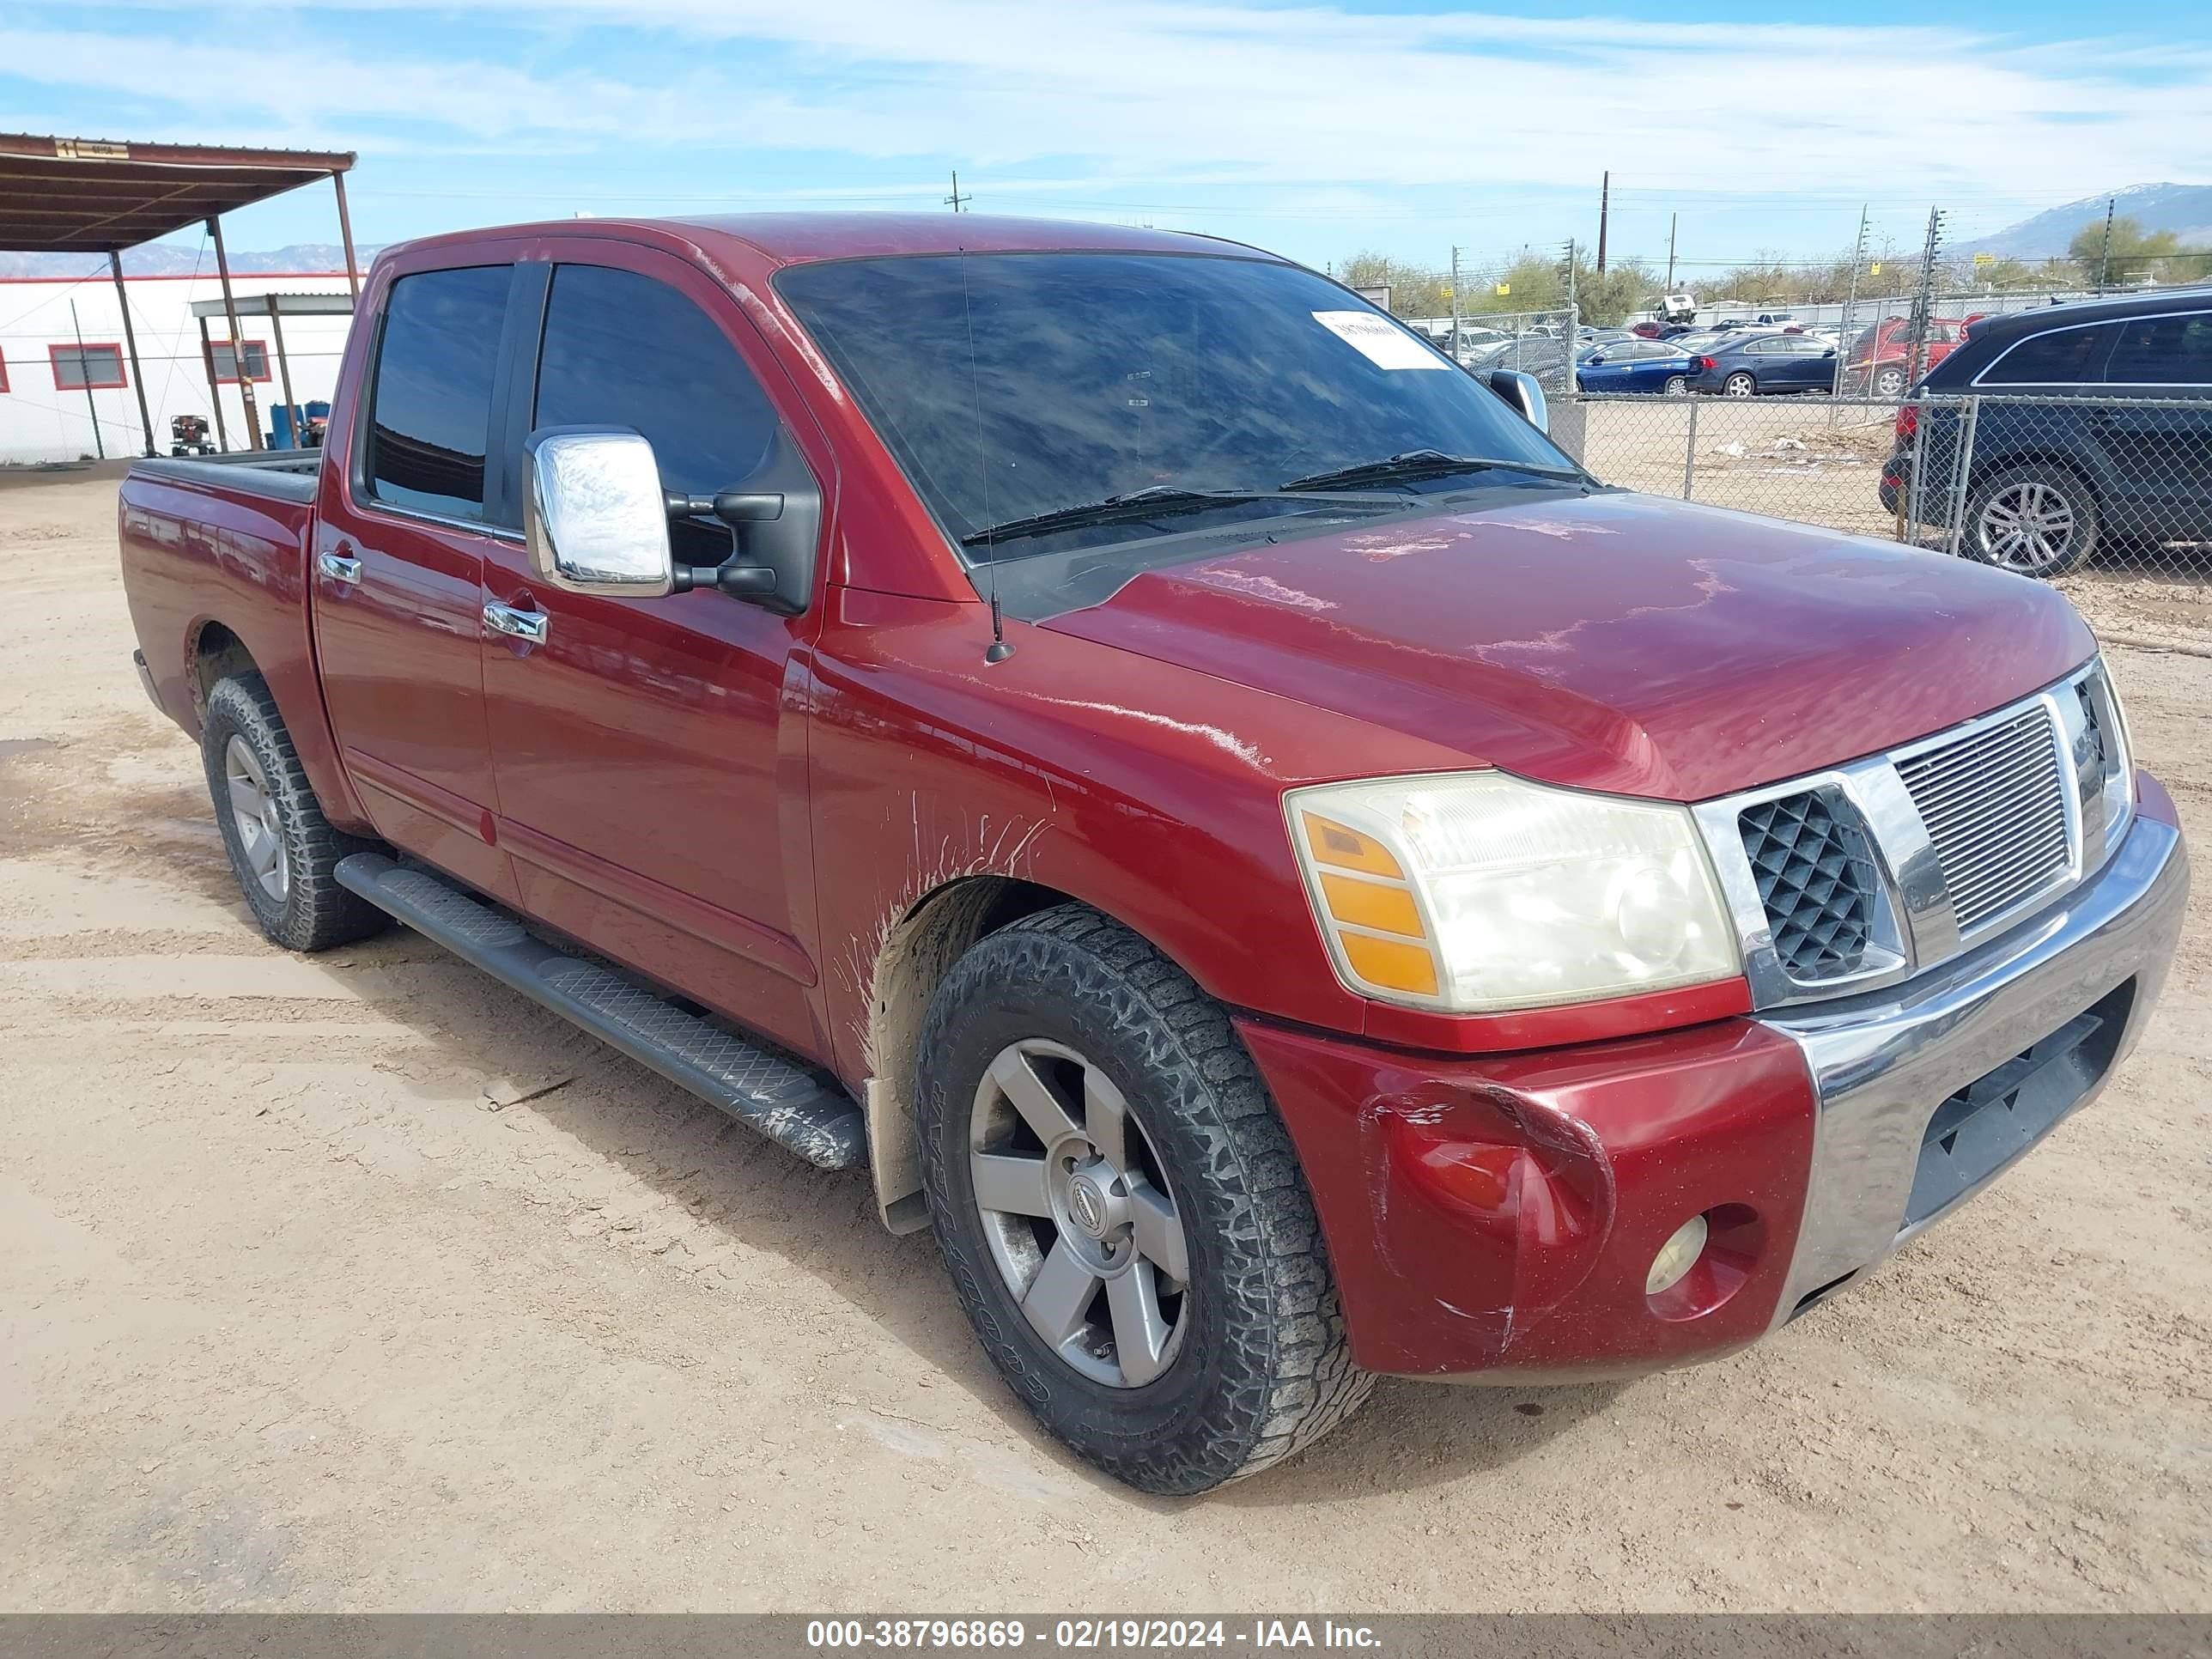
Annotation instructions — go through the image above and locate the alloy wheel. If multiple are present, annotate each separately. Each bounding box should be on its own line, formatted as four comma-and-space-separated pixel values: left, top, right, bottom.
222, 735, 289, 902
968, 1038, 1190, 1388
1975, 479, 2079, 574
1723, 373, 1755, 398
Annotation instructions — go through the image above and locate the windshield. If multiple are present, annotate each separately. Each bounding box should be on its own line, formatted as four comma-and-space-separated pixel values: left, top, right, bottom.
775, 252, 1576, 563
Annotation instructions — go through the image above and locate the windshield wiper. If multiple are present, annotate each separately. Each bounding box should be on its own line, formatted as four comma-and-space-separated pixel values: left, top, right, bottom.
1280, 449, 1585, 493
960, 485, 1326, 548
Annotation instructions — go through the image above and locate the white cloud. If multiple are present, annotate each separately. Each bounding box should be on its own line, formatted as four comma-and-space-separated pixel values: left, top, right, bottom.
11, 3, 2212, 203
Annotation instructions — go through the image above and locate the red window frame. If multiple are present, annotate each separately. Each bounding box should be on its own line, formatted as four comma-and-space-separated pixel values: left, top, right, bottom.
204, 337, 273, 385
50, 342, 127, 391
0, 352, 10, 393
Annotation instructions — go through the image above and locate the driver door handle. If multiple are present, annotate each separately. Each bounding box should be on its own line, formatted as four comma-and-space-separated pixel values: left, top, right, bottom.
483, 601, 549, 645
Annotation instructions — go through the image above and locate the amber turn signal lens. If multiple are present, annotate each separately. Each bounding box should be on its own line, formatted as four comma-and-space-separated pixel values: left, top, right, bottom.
1316, 873, 1423, 938
1339, 932, 1439, 997
1300, 811, 1405, 880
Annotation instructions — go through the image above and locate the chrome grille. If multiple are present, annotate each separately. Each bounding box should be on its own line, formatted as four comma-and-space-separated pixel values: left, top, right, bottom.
1897, 707, 2071, 933
1739, 791, 1879, 981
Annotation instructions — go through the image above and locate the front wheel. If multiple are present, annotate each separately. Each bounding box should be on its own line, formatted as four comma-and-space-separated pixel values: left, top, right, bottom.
1964, 465, 2098, 579
917, 905, 1370, 1494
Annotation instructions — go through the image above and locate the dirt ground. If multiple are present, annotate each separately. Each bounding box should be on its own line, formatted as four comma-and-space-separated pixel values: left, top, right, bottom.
3, 462, 2209, 1613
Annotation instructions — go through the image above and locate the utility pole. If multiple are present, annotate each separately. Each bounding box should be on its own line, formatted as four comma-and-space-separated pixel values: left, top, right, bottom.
1906, 206, 1946, 386
69, 299, 105, 460
1449, 246, 1462, 360
1665, 212, 1677, 290
945, 170, 969, 213
1595, 171, 1610, 276
2097, 196, 2115, 294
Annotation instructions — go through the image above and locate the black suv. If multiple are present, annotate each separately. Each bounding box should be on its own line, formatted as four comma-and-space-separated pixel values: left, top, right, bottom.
1880, 290, 2212, 576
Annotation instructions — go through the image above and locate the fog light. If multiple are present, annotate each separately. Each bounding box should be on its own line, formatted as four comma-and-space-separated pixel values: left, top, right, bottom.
1646, 1213, 1709, 1297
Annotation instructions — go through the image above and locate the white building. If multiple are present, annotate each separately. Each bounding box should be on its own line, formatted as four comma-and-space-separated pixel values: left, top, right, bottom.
0, 270, 358, 465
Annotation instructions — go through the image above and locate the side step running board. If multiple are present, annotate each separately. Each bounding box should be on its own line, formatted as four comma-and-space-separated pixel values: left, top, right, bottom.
335, 853, 866, 1170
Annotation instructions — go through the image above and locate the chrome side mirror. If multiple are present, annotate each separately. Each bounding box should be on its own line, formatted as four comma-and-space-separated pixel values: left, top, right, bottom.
1483, 368, 1549, 434
524, 428, 675, 598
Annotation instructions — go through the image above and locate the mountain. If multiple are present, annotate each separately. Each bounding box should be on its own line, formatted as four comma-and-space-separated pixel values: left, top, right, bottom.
0, 242, 383, 278
1962, 184, 2212, 259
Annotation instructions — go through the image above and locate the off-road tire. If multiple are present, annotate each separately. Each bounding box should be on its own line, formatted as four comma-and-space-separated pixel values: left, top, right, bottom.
201, 672, 389, 951
917, 903, 1371, 1494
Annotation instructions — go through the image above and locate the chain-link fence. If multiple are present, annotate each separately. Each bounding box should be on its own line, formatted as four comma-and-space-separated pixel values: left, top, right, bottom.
1551, 388, 2212, 639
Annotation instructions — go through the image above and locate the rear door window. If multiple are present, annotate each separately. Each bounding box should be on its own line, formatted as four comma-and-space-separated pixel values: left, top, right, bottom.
532, 264, 784, 563
2103, 312, 2212, 386
1981, 324, 2118, 386
365, 264, 513, 524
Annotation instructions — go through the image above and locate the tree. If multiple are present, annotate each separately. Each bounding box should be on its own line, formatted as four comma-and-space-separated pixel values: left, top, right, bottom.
1338, 250, 1452, 318
2067, 216, 2212, 287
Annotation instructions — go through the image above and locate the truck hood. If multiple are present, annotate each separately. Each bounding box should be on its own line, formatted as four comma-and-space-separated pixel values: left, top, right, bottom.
1042, 490, 2095, 801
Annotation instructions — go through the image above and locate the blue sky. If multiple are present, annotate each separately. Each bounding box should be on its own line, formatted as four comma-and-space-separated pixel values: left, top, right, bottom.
5, 0, 2209, 276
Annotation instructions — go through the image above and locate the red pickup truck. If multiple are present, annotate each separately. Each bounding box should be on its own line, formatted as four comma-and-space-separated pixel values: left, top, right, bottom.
118, 214, 2187, 1495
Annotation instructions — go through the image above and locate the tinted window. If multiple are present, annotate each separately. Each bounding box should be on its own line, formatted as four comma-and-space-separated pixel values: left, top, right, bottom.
2104, 312, 2212, 385
777, 252, 1571, 564
534, 264, 783, 562
1982, 324, 2115, 386
368, 265, 510, 523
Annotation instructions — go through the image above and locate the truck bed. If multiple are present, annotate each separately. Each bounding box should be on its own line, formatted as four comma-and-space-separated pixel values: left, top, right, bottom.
117, 453, 363, 833
128, 452, 321, 504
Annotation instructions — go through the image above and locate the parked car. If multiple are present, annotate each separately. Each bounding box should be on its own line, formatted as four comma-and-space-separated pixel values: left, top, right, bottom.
1691, 331, 1842, 397
1577, 337, 1700, 393
117, 214, 2185, 1495
1849, 316, 1969, 397
1449, 325, 1514, 365
1881, 289, 2212, 576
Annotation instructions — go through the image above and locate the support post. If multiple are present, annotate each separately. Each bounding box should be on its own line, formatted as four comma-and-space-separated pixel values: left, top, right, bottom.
198, 315, 230, 453
1944, 396, 1981, 557
208, 215, 263, 450
109, 252, 156, 456
267, 295, 299, 447
1681, 399, 1698, 501
332, 170, 361, 301
69, 299, 105, 460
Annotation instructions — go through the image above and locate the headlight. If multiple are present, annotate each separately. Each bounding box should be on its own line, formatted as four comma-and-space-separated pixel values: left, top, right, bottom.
1285, 771, 1741, 1013
2081, 654, 2135, 845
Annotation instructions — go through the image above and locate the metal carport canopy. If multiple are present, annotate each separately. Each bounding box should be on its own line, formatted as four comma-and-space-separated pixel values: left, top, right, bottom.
0, 133, 356, 254
0, 132, 361, 456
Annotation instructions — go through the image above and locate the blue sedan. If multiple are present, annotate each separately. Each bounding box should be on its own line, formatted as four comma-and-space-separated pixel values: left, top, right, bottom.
1690, 331, 1840, 396
1575, 338, 1698, 394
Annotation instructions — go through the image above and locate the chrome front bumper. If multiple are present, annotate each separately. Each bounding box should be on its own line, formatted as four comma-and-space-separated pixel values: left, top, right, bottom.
1759, 807, 2188, 1328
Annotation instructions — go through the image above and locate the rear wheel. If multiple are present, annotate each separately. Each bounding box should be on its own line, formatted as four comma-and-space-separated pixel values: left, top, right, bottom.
1873, 363, 1908, 398
1723, 371, 1757, 398
917, 904, 1370, 1494
1662, 374, 1689, 396
201, 673, 389, 951
1965, 465, 2098, 579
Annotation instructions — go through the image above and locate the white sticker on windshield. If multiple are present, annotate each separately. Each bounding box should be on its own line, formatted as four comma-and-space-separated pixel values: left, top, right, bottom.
1310, 310, 1451, 370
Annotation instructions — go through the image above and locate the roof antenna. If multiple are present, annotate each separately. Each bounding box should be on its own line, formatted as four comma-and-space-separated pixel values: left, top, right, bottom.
957, 248, 1015, 664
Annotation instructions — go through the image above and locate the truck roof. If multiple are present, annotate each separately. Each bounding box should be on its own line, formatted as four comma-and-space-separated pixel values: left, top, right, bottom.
379, 212, 1281, 271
